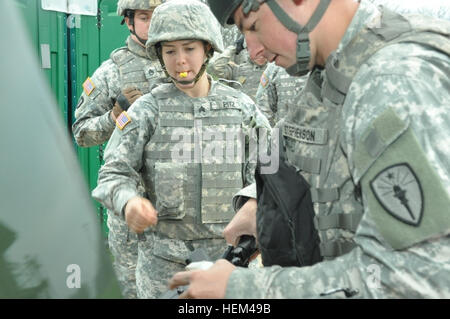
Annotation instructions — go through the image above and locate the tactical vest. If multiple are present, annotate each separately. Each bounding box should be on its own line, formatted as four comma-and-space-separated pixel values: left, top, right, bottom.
143, 82, 247, 240
231, 51, 266, 100
110, 46, 167, 95
282, 7, 450, 260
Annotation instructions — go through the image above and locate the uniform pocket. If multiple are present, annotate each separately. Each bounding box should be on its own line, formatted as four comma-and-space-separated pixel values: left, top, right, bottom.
154, 162, 185, 220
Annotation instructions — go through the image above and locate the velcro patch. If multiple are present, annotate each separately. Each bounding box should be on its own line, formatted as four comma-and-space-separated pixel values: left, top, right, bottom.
359, 111, 450, 250
82, 77, 95, 96
282, 122, 328, 145
115, 111, 131, 130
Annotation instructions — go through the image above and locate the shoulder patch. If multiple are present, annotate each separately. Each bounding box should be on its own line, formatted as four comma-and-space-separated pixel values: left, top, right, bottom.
116, 111, 131, 130
260, 72, 269, 88
82, 77, 96, 96
370, 163, 423, 226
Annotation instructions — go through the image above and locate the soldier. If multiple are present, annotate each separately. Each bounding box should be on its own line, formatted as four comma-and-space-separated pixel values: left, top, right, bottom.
92, 0, 270, 298
255, 62, 307, 127
169, 0, 450, 298
208, 36, 267, 101
72, 0, 168, 299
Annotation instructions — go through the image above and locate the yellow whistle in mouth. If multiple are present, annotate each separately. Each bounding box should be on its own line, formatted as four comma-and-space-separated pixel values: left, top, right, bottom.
179, 72, 188, 78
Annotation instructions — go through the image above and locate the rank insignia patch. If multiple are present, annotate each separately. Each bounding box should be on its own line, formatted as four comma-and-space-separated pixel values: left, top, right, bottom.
370, 163, 423, 226
116, 111, 131, 130
82, 77, 96, 96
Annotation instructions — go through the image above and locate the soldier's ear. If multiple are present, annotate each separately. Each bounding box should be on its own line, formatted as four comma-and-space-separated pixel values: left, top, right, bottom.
124, 17, 133, 31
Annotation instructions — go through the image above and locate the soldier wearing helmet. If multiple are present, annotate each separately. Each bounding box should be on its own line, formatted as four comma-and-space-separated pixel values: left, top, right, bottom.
92, 0, 271, 298
167, 0, 450, 299
72, 0, 168, 299
208, 35, 267, 102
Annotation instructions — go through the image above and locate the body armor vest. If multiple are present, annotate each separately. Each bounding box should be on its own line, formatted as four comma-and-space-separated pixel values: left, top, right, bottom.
231, 51, 266, 100
110, 46, 167, 95
282, 7, 450, 259
143, 82, 248, 240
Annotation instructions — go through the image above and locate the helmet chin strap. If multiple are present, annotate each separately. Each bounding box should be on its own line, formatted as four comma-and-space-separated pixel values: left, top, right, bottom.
124, 12, 147, 46
171, 58, 210, 85
131, 29, 148, 46
242, 0, 331, 77
157, 46, 212, 86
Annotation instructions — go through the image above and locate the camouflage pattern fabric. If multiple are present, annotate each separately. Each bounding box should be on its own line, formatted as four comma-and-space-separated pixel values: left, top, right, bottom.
72, 36, 167, 299
136, 233, 226, 298
255, 62, 308, 127
145, 0, 224, 60
208, 46, 266, 101
72, 37, 167, 147
117, 0, 164, 16
92, 77, 270, 298
221, 25, 241, 49
225, 1, 450, 298
106, 212, 139, 298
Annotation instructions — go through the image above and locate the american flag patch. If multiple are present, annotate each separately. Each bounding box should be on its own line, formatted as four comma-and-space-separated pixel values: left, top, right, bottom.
116, 111, 131, 130
82, 77, 96, 96
260, 72, 269, 88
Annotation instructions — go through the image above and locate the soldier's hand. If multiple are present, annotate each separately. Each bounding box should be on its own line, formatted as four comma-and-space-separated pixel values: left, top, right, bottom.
223, 198, 257, 247
122, 87, 143, 105
168, 259, 235, 299
124, 196, 158, 233
111, 103, 123, 121
110, 87, 143, 121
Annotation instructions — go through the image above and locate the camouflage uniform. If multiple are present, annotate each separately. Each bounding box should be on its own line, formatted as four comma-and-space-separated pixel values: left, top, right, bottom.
255, 62, 307, 127
92, 0, 271, 299
225, 1, 450, 298
208, 42, 266, 102
72, 0, 168, 299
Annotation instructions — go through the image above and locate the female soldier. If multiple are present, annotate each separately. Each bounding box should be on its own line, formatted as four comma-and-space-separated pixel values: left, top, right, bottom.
92, 0, 270, 298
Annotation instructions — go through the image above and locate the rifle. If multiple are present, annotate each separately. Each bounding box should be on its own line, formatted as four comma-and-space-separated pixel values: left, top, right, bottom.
159, 235, 258, 299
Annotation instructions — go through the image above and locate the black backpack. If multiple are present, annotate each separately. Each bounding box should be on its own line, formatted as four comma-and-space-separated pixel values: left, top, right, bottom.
255, 135, 322, 267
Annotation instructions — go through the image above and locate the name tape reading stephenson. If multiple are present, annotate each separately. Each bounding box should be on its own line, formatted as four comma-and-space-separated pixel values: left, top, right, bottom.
178, 303, 271, 316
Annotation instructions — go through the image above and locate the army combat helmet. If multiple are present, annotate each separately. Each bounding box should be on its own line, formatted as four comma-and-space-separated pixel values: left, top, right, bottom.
207, 0, 331, 77
117, 0, 164, 45
146, 0, 224, 85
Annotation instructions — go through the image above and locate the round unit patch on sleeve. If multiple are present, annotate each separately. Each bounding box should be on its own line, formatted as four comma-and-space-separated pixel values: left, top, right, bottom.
370, 163, 423, 227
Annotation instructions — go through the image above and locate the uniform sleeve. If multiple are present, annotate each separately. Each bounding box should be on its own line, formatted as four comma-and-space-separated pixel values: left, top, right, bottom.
225, 44, 450, 299
255, 65, 278, 127
231, 94, 271, 211
207, 46, 236, 80
91, 95, 158, 215
72, 60, 119, 147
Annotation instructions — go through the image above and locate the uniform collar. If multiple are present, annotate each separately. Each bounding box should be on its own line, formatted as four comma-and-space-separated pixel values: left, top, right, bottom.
335, 0, 380, 56
126, 36, 148, 58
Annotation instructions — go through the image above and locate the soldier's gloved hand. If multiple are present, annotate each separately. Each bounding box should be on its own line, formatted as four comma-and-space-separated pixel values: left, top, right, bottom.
111, 87, 143, 121
124, 196, 158, 234
122, 87, 143, 105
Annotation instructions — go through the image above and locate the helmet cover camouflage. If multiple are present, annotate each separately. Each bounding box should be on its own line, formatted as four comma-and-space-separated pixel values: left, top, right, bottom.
117, 0, 163, 16
146, 0, 224, 60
